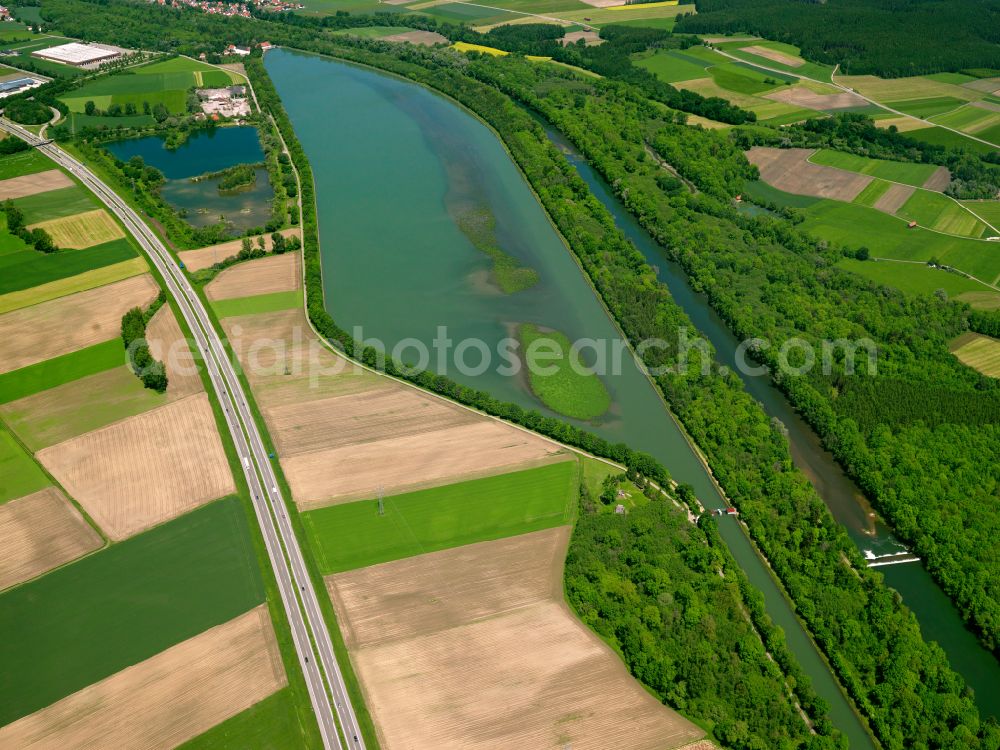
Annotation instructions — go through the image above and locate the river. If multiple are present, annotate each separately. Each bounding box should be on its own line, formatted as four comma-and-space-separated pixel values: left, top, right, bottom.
266, 47, 877, 746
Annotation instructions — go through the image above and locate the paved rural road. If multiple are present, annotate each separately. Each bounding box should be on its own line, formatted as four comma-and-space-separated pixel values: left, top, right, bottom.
0, 118, 366, 750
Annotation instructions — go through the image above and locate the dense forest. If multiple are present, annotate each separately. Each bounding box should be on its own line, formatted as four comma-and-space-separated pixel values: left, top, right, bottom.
676, 0, 1000, 77
567, 492, 828, 748
29, 0, 1000, 746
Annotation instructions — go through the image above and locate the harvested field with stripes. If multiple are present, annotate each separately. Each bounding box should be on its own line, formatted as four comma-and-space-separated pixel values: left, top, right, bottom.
0, 605, 285, 750
739, 44, 803, 67
0, 487, 102, 591
747, 147, 872, 200
0, 274, 158, 374
0, 169, 73, 200
205, 251, 300, 301
29, 209, 124, 249
36, 393, 235, 540
764, 86, 867, 111
330, 527, 704, 750
951, 333, 1000, 377
146, 305, 202, 398
176, 229, 299, 272
923, 166, 952, 191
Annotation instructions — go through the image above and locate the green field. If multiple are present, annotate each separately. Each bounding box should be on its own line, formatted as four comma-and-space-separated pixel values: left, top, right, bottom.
636, 48, 715, 83
519, 323, 611, 420
886, 96, 965, 119
741, 179, 821, 209
904, 124, 997, 155
211, 289, 304, 318
0, 425, 49, 503
2, 365, 170, 451
0, 497, 264, 726
810, 149, 938, 188
800, 200, 999, 283
931, 104, 1000, 134
708, 63, 782, 95
961, 200, 1000, 230
61, 56, 239, 116
179, 688, 312, 750
896, 189, 987, 237
330, 25, 412, 38
852, 178, 892, 207
64, 111, 157, 131
0, 148, 52, 180
303, 460, 578, 573
0, 237, 137, 296
13, 184, 97, 223
838, 257, 997, 304
421, 2, 514, 24
604, 16, 677, 30
0, 339, 123, 404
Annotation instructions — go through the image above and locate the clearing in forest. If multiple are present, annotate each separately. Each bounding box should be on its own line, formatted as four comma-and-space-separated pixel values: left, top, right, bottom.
951, 333, 1000, 378
329, 527, 704, 750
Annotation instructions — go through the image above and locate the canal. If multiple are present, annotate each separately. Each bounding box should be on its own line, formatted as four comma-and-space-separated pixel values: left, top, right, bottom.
266, 47, 876, 747
541, 122, 1000, 722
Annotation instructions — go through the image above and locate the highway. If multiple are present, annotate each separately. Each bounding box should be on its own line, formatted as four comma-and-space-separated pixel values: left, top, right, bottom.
0, 118, 366, 750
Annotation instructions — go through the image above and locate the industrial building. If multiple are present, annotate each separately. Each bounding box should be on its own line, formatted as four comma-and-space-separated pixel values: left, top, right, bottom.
31, 42, 122, 67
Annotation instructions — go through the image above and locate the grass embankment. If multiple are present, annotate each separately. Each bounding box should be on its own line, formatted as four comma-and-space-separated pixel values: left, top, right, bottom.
303, 460, 577, 573
454, 205, 538, 293
519, 323, 611, 420
0, 497, 265, 726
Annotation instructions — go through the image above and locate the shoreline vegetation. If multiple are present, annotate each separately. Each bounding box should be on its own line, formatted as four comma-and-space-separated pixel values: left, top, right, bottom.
517, 323, 611, 421
191, 162, 263, 194
453, 204, 539, 293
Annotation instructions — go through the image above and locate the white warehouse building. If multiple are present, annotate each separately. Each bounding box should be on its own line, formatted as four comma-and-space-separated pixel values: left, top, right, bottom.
31, 42, 122, 67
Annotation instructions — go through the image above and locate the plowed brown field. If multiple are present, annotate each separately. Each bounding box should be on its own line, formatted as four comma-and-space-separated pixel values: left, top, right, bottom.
36, 393, 235, 540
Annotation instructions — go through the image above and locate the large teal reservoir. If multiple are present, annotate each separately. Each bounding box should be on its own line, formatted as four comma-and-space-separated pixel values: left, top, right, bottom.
266, 47, 875, 746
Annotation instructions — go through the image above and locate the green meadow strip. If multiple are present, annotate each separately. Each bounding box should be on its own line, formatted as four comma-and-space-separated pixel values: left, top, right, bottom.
0, 339, 124, 404
303, 460, 578, 573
